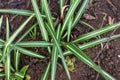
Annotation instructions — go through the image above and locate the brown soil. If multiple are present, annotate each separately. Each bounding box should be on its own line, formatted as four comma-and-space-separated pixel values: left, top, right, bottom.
0, 0, 120, 80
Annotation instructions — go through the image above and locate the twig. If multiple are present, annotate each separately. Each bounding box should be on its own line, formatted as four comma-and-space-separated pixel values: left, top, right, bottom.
95, 59, 100, 80
10, 15, 18, 22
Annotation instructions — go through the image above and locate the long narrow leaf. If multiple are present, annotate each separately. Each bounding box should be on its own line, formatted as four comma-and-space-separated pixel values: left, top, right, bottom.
6, 14, 34, 46
0, 72, 5, 77
0, 9, 33, 16
51, 25, 61, 80
31, 0, 51, 53
19, 65, 29, 77
60, 0, 65, 10
31, 0, 49, 41
41, 0, 55, 31
6, 18, 10, 41
32, 0, 70, 79
45, 23, 71, 80
11, 65, 29, 80
64, 42, 116, 80
1, 14, 34, 62
64, 34, 120, 56
5, 18, 10, 80
63, 0, 89, 39
17, 41, 53, 47
0, 16, 3, 30
14, 72, 24, 79
0, 40, 4, 48
73, 22, 120, 43
0, 49, 2, 56
67, 0, 76, 42
61, 0, 81, 36
0, 40, 53, 49
0, 9, 56, 20
5, 48, 10, 80
41, 0, 55, 53
41, 62, 51, 80
16, 23, 38, 43
14, 65, 28, 79
67, 17, 73, 42
72, 0, 89, 27
15, 46, 45, 59
0, 39, 5, 43
14, 50, 20, 71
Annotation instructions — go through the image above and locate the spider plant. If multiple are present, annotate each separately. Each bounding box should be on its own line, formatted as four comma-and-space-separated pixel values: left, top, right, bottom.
0, 15, 45, 80
0, 0, 120, 80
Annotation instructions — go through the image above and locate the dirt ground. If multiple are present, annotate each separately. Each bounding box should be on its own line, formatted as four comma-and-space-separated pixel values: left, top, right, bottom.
0, 0, 120, 80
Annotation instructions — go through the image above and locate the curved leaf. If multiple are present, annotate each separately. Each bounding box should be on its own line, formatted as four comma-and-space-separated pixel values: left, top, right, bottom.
51, 25, 61, 80
61, 0, 81, 36
15, 46, 45, 59
41, 62, 51, 80
31, 0, 49, 41
45, 23, 71, 80
64, 42, 116, 80
64, 34, 120, 56
73, 22, 120, 43
1, 14, 34, 62
41, 0, 55, 31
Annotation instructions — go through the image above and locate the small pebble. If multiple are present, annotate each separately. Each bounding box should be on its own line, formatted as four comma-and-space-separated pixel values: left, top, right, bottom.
118, 55, 120, 58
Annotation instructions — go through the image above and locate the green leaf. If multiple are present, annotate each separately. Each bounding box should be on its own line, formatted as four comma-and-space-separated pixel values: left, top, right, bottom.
20, 65, 29, 76
17, 41, 53, 47
15, 46, 45, 59
12, 65, 28, 80
0, 9, 56, 20
41, 0, 55, 32
14, 50, 21, 71
64, 42, 116, 80
0, 39, 6, 43
31, 0, 51, 53
61, 0, 81, 36
6, 17, 10, 41
64, 34, 120, 56
32, 0, 70, 78
45, 24, 71, 80
0, 49, 2, 56
0, 16, 3, 30
40, 62, 51, 80
51, 25, 61, 80
67, 0, 74, 42
0, 41, 4, 49
29, 26, 37, 39
73, 22, 120, 43
0, 72, 5, 77
67, 17, 73, 42
0, 9, 34, 16
6, 14, 34, 46
5, 48, 10, 80
1, 14, 34, 62
10, 74, 22, 80
16, 23, 38, 43
60, 0, 65, 10
25, 74, 30, 80
70, 0, 75, 4
32, 0, 70, 79
14, 72, 24, 80
72, 0, 89, 27
31, 0, 49, 41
